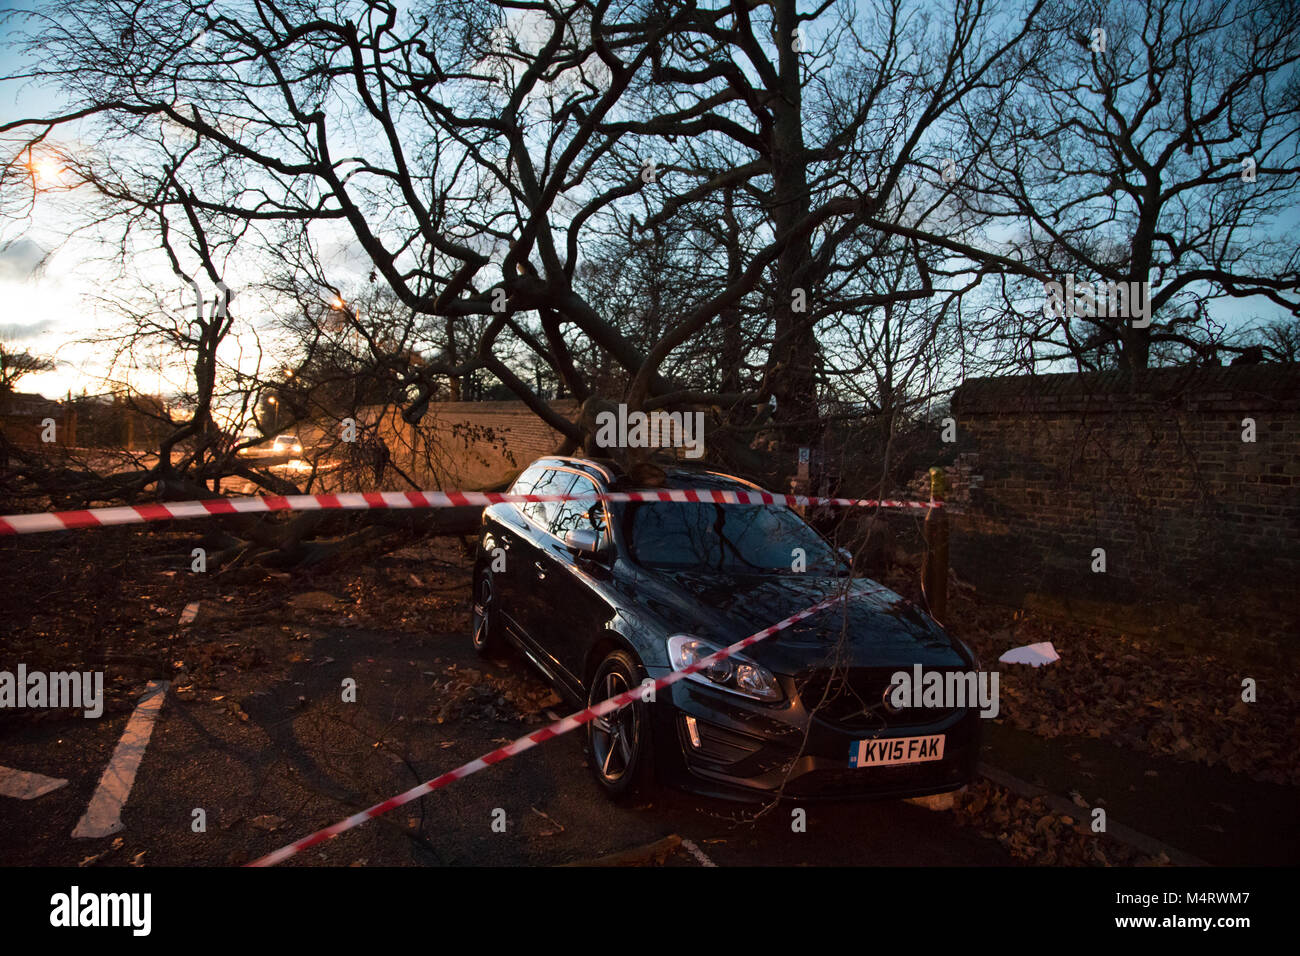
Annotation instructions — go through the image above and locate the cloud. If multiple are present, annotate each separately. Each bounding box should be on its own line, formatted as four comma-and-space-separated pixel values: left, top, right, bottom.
317, 233, 374, 277
0, 318, 58, 340
0, 237, 53, 282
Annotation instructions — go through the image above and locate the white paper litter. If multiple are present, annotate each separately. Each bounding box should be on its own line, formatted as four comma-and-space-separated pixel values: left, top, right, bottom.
998, 641, 1060, 666
0, 765, 68, 800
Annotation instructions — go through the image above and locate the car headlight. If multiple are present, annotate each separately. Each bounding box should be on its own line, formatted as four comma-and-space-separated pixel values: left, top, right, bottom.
666, 635, 782, 702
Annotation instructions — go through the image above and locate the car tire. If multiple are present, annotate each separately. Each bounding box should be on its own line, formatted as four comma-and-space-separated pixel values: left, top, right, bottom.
470, 568, 505, 658
586, 649, 655, 802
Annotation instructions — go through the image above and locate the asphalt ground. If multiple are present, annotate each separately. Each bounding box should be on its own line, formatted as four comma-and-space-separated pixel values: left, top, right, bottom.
0, 601, 1015, 867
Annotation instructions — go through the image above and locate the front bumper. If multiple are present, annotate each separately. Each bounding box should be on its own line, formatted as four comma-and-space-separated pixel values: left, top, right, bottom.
648, 668, 982, 802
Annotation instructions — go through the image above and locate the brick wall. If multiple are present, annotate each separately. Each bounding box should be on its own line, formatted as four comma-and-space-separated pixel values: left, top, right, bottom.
369, 399, 580, 490
944, 365, 1300, 653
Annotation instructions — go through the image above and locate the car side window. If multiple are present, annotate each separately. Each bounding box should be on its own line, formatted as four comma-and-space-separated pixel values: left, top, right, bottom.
510, 464, 547, 495
522, 469, 576, 529
549, 475, 607, 544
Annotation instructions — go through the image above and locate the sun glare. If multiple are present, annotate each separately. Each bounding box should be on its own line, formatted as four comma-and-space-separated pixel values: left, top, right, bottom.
26, 156, 65, 188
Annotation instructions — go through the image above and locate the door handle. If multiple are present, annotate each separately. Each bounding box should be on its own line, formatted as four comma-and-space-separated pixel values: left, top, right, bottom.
534, 560, 547, 580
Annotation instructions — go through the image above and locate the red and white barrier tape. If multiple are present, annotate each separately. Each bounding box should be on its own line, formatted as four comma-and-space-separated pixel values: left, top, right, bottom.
248, 585, 878, 867
0, 489, 940, 536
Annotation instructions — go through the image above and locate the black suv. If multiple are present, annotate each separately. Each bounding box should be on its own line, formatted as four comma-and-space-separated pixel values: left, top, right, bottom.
470, 456, 981, 802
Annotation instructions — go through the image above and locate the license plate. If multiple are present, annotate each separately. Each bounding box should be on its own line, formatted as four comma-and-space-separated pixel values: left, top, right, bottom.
849, 735, 945, 768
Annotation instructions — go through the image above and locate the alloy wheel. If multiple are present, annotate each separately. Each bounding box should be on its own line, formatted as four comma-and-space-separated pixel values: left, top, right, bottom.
590, 670, 638, 782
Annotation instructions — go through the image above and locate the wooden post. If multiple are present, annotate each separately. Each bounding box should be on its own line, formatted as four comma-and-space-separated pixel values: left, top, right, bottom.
789, 446, 811, 518
922, 466, 949, 623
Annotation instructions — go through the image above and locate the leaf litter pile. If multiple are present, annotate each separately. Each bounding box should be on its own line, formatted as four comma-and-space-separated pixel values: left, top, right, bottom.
0, 524, 559, 726
950, 779, 1169, 866
884, 566, 1300, 788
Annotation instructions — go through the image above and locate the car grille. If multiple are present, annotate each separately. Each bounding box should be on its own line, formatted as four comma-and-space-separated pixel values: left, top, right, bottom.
796, 667, 961, 731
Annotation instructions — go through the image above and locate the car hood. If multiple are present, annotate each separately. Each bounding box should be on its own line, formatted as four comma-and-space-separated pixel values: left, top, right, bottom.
636, 568, 966, 673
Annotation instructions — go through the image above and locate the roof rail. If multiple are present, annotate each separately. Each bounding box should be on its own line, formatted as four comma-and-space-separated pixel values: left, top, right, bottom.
704, 469, 767, 492
541, 455, 615, 484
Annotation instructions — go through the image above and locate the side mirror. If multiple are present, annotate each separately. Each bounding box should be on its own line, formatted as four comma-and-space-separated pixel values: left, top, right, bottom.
838, 547, 853, 564
564, 528, 600, 555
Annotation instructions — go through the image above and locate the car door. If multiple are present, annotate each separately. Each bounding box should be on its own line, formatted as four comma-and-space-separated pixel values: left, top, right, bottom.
487, 463, 545, 633
510, 468, 577, 654
533, 473, 616, 693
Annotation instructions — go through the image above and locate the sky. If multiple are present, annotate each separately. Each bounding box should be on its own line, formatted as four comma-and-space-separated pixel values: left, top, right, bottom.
1, 1, 80, 396
0, 2, 408, 403
0, 0, 1295, 404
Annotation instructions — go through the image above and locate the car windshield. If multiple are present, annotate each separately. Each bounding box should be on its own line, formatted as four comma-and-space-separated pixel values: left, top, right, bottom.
625, 500, 844, 573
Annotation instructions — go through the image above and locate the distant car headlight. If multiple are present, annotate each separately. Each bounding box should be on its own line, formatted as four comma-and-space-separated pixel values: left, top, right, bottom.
666, 635, 782, 702
292, 444, 302, 454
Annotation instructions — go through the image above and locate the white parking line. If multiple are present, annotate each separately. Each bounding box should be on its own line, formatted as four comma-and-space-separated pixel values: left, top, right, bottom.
679, 837, 718, 867
0, 766, 68, 800
71, 680, 169, 839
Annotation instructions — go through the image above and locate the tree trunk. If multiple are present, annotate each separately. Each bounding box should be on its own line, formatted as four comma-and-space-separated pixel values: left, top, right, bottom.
766, 0, 820, 444
720, 184, 743, 400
